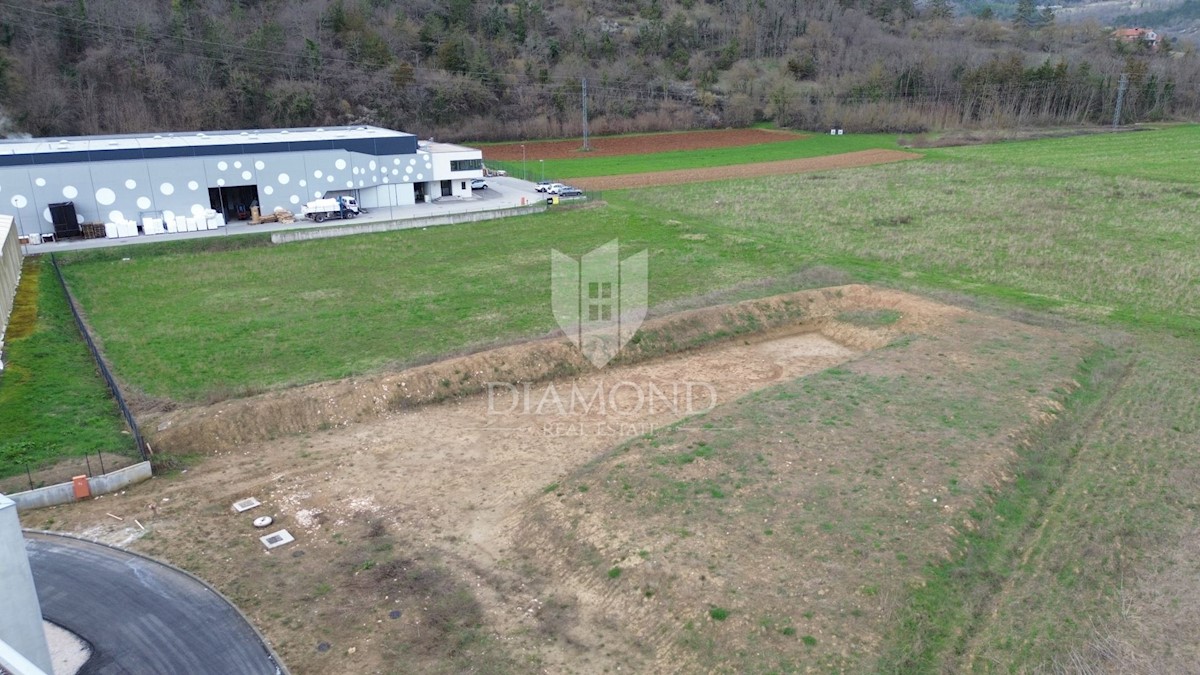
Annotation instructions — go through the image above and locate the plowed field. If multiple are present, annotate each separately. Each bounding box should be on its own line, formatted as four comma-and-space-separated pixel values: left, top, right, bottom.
569, 148, 922, 189
482, 128, 807, 160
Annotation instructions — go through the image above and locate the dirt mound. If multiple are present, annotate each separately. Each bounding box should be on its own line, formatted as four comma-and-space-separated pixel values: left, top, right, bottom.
44, 284, 1111, 674
481, 128, 807, 161
145, 285, 916, 455
569, 149, 921, 190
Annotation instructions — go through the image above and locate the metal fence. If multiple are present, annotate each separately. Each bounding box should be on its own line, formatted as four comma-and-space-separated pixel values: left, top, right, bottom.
48, 254, 149, 463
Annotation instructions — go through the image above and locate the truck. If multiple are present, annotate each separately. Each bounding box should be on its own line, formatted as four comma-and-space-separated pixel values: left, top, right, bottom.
301, 196, 360, 223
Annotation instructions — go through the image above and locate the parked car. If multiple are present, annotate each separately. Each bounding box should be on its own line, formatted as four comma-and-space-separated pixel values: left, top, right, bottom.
558, 188, 584, 198
471, 178, 488, 190
547, 183, 568, 194
535, 181, 552, 192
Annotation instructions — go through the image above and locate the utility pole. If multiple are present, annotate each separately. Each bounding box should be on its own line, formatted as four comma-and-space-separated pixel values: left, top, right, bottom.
581, 77, 591, 151
1113, 73, 1129, 128
521, 144, 527, 181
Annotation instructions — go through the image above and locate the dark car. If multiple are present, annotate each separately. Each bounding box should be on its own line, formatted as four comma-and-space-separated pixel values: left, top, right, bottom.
558, 187, 584, 197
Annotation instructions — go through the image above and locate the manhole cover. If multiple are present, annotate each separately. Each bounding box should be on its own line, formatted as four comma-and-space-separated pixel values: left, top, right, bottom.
316, 642, 330, 653
389, 610, 402, 619
259, 529, 295, 549
232, 497, 261, 513
253, 516, 274, 528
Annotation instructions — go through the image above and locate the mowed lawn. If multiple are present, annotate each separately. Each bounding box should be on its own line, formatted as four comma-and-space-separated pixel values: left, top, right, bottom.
58, 125, 1199, 402
0, 258, 133, 477
485, 132, 900, 180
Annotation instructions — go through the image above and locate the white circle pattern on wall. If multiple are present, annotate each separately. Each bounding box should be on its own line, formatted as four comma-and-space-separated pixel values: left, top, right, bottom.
218, 161, 228, 171
263, 185, 274, 195
42, 207, 51, 223
108, 210, 125, 223
241, 171, 252, 181
125, 179, 137, 189
217, 179, 226, 186
35, 177, 45, 187
188, 181, 199, 191
255, 160, 265, 170
63, 185, 78, 199
137, 197, 152, 209
278, 173, 290, 185
160, 182, 175, 196
299, 179, 306, 187
289, 195, 300, 204
96, 188, 116, 205
335, 159, 347, 170
234, 161, 242, 169
314, 170, 323, 178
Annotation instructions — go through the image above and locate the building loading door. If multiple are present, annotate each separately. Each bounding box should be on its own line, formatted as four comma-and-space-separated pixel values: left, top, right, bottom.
208, 185, 260, 221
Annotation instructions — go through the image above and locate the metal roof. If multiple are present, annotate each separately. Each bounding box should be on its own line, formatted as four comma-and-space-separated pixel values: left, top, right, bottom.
0, 125, 414, 157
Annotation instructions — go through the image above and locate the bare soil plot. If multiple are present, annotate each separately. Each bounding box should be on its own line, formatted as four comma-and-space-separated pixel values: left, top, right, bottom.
481, 128, 807, 161
32, 286, 1093, 673
569, 148, 921, 190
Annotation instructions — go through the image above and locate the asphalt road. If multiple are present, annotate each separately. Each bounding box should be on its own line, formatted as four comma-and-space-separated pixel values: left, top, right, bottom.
24, 532, 283, 675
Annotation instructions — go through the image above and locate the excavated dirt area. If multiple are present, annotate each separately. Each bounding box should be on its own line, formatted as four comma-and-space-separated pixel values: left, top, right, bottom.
30, 286, 1093, 673
481, 128, 808, 161
570, 148, 922, 190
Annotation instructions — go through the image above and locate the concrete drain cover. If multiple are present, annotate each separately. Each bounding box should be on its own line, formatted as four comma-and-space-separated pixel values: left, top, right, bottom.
253, 516, 274, 528
260, 529, 295, 549
232, 497, 261, 513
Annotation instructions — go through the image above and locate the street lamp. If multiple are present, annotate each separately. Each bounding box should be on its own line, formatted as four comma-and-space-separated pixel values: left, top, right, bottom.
521, 144, 527, 181
539, 159, 544, 182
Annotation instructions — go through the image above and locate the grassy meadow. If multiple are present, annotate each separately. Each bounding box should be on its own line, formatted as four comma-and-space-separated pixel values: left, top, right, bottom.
0, 258, 134, 478
56, 125, 1199, 402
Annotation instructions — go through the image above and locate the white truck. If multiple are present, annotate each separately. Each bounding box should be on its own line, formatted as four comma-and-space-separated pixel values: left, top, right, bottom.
301, 196, 360, 223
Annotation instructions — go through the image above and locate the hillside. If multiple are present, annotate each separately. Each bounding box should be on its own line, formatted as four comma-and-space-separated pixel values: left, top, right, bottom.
0, 0, 1197, 140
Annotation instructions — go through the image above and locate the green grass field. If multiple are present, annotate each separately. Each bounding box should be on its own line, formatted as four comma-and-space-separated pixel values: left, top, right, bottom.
56, 125, 1199, 402
486, 132, 901, 180
9, 123, 1200, 670
0, 258, 134, 478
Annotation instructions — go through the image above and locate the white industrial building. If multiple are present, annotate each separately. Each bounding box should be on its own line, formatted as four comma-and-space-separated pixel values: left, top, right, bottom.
0, 126, 484, 241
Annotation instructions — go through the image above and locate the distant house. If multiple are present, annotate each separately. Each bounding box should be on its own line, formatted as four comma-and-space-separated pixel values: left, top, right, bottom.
1113, 27, 1160, 51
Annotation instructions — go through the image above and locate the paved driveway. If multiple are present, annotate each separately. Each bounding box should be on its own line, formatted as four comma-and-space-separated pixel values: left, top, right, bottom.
25, 532, 283, 675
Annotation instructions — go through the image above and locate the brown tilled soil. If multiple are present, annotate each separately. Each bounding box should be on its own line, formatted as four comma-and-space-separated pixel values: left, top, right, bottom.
569, 149, 922, 190
481, 128, 808, 161
27, 286, 1091, 674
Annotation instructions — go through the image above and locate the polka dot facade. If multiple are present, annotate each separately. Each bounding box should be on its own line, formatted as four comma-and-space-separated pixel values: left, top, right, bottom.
0, 129, 481, 235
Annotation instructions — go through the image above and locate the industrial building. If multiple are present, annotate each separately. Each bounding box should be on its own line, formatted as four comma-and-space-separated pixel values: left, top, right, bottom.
0, 126, 484, 241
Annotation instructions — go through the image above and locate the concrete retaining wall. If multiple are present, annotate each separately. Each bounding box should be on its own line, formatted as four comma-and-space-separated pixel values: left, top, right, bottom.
5, 461, 152, 511
0, 496, 54, 674
271, 203, 546, 244
0, 214, 22, 359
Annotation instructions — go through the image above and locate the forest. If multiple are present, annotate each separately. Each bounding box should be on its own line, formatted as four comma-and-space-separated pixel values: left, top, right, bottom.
0, 0, 1196, 140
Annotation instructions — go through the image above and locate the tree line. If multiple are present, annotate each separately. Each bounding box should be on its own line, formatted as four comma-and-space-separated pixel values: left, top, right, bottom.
0, 0, 1195, 140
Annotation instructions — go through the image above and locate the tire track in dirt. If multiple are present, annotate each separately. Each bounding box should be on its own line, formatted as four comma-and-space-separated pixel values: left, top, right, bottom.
568, 149, 922, 190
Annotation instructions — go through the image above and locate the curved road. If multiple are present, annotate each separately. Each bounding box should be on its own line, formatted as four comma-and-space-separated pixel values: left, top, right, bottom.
24, 532, 283, 675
